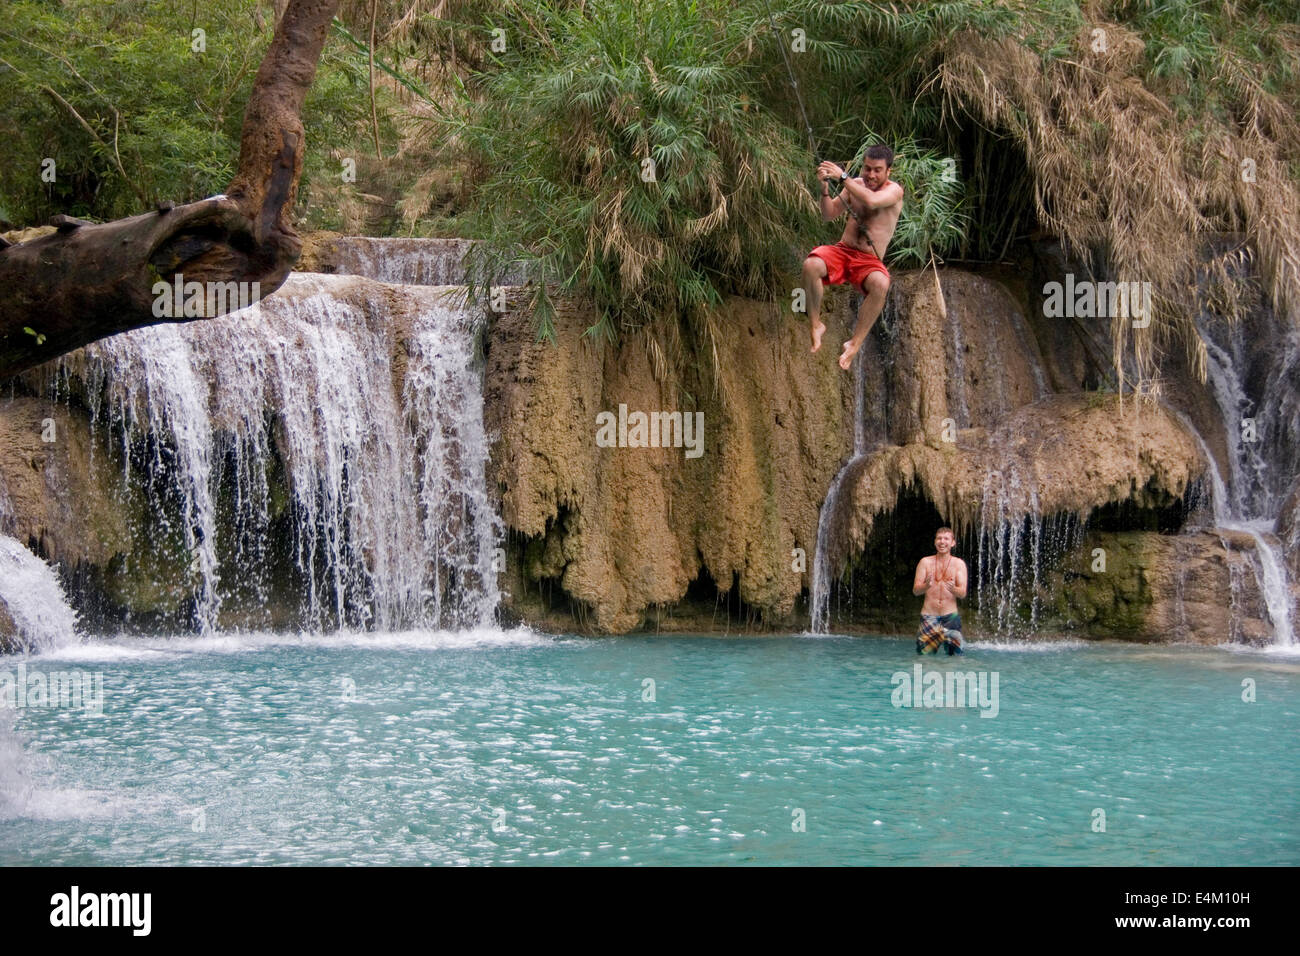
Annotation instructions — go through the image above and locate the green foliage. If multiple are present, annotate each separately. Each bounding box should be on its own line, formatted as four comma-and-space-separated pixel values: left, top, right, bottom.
2, 0, 1295, 351
444, 0, 823, 339
1107, 0, 1300, 113
858, 131, 969, 268
0, 0, 379, 228
436, 0, 986, 339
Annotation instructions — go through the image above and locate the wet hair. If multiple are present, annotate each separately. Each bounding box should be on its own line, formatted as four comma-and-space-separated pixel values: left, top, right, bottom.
935, 527, 954, 538
863, 144, 894, 168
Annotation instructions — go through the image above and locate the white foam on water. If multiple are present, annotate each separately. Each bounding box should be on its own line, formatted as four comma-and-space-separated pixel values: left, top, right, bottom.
1216, 641, 1300, 661
0, 710, 177, 822
964, 638, 1092, 653
324, 625, 559, 651
34, 642, 184, 664
64, 274, 503, 634
0, 534, 80, 653
36, 624, 556, 660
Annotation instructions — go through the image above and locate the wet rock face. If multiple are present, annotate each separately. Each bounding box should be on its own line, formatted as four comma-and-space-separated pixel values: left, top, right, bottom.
484, 292, 856, 633
828, 392, 1203, 562
886, 268, 1051, 446
0, 597, 17, 654
1279, 475, 1300, 581
0, 398, 133, 572
1046, 531, 1272, 644
484, 264, 1226, 637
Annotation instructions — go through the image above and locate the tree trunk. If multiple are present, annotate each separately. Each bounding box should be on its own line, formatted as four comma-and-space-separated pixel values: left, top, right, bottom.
0, 0, 341, 380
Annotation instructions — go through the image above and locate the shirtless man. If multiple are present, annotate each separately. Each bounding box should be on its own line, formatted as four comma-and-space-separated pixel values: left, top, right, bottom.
802, 144, 904, 371
912, 527, 968, 655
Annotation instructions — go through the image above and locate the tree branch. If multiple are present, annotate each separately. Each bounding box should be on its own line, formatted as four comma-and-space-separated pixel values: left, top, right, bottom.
0, 0, 342, 380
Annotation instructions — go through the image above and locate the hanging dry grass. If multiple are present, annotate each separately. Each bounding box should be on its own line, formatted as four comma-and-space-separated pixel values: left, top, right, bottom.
926, 19, 1300, 396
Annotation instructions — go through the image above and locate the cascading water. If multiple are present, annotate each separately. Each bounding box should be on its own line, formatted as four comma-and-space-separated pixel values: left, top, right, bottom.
974, 475, 1086, 640
0, 465, 80, 652
0, 534, 80, 652
946, 300, 971, 427
0, 471, 12, 530
323, 237, 478, 285
75, 325, 223, 630
321, 237, 528, 287
809, 293, 877, 633
1190, 294, 1298, 645
1174, 407, 1296, 647
402, 300, 504, 628
809, 277, 1064, 637
51, 273, 502, 633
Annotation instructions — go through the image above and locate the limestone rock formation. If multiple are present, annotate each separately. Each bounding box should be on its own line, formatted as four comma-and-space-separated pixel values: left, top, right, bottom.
825, 393, 1204, 571
1046, 531, 1273, 644
485, 291, 855, 632
1281, 476, 1300, 580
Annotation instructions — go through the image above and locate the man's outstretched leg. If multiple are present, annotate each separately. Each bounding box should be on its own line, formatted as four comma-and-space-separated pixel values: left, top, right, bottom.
802, 255, 829, 352
839, 270, 889, 370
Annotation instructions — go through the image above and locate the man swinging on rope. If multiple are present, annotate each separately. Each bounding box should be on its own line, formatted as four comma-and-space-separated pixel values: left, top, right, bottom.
802, 145, 904, 370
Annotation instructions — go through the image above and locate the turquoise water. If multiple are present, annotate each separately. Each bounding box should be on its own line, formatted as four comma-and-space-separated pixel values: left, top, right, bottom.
2, 630, 1297, 865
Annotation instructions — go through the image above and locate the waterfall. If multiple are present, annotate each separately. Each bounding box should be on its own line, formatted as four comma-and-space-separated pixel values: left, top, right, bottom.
946, 297, 971, 427
76, 325, 223, 630
0, 535, 80, 653
974, 476, 1085, 640
809, 294, 876, 633
56, 274, 502, 633
1006, 299, 1052, 401
320, 237, 528, 286
975, 468, 1032, 637
0, 472, 12, 532
402, 300, 505, 629
1190, 299, 1298, 645
322, 237, 478, 285
1174, 408, 1295, 646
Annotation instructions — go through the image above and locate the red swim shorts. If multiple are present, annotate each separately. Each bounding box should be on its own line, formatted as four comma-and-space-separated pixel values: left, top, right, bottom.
808, 242, 890, 293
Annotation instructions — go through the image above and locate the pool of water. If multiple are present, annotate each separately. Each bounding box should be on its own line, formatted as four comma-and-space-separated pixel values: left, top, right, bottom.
2, 630, 1297, 865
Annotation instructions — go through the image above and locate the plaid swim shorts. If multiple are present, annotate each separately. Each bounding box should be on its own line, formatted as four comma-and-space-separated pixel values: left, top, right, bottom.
917, 612, 964, 655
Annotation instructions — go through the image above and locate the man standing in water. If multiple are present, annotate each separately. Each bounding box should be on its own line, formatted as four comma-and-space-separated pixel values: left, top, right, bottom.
913, 527, 968, 654
802, 145, 904, 370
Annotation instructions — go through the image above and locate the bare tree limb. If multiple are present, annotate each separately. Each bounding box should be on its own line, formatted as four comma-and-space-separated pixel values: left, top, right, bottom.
0, 0, 342, 380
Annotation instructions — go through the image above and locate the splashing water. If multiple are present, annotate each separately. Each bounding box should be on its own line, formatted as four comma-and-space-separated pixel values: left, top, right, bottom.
0, 535, 80, 653
1173, 409, 1295, 646
1190, 293, 1298, 645
56, 274, 502, 633
974, 476, 1086, 641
